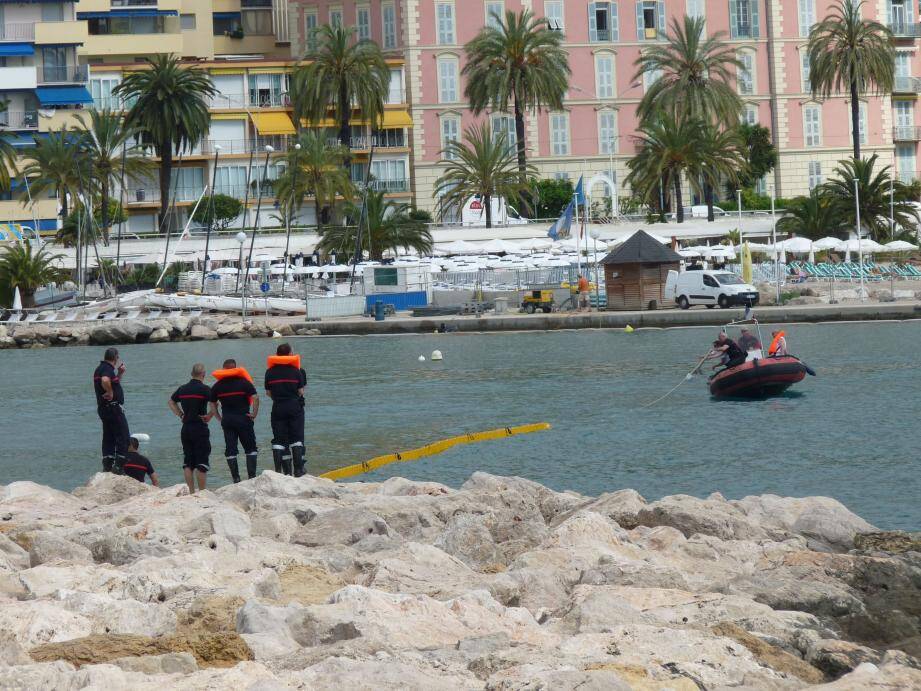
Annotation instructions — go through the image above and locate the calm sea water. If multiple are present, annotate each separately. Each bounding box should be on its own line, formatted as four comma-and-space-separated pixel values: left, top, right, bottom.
0, 323, 917, 529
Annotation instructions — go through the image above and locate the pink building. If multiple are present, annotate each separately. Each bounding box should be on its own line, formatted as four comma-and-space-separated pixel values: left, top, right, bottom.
288, 0, 908, 219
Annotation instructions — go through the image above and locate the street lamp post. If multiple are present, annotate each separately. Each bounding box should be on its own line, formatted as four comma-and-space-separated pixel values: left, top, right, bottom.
854, 177, 864, 301
589, 228, 602, 310
235, 230, 247, 317
242, 145, 274, 312
770, 184, 779, 305
201, 144, 221, 293
736, 189, 743, 250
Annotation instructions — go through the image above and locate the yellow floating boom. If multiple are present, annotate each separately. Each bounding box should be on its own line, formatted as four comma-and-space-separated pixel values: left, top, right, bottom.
320, 422, 552, 481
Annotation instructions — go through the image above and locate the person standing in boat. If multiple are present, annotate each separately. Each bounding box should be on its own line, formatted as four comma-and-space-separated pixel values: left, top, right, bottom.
707, 332, 746, 370
168, 363, 213, 494
209, 358, 260, 483
769, 330, 788, 357
264, 343, 307, 477
93, 347, 130, 474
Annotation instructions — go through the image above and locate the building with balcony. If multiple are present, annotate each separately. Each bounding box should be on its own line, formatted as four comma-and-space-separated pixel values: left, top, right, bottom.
285, 1, 912, 220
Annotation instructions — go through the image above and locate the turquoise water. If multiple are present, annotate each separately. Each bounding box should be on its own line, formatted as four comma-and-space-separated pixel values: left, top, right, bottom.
0, 323, 917, 529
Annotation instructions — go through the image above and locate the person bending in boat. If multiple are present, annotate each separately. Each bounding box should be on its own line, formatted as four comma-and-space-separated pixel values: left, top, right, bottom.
265, 343, 307, 477
168, 363, 213, 494
706, 332, 747, 371
209, 359, 260, 483
93, 347, 130, 474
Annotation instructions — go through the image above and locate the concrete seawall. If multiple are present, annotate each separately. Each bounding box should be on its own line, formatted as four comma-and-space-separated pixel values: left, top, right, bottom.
299, 301, 921, 336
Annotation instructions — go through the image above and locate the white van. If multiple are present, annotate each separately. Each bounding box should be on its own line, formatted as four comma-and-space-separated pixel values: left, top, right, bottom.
664, 269, 759, 309
461, 195, 528, 226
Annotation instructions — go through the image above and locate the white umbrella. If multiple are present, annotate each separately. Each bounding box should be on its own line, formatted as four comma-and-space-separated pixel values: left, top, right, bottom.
885, 240, 918, 251
845, 247, 851, 262
476, 239, 525, 254
840, 238, 887, 254
746, 242, 774, 253
519, 237, 553, 251
808, 247, 815, 264
778, 237, 814, 253
813, 237, 843, 250
678, 248, 702, 257
438, 240, 480, 255
12, 286, 22, 311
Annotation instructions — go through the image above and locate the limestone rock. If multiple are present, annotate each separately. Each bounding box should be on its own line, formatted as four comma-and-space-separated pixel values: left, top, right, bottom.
712, 622, 826, 683
0, 532, 31, 570
434, 513, 502, 570
0, 601, 93, 647
636, 494, 773, 541
27, 532, 94, 567
189, 324, 218, 341
73, 472, 153, 506
292, 508, 391, 547
147, 327, 170, 343
278, 564, 345, 604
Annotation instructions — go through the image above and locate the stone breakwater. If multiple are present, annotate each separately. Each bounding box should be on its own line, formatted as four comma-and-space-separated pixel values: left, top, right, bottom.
0, 317, 320, 349
1, 472, 920, 689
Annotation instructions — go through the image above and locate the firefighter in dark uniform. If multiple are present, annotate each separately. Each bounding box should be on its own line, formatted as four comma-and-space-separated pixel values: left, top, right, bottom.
93, 347, 130, 474
209, 358, 260, 482
264, 343, 307, 477
168, 363, 213, 494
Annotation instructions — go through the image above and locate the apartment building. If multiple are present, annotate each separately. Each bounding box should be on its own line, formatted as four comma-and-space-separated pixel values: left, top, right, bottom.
0, 0, 308, 234
287, 0, 911, 219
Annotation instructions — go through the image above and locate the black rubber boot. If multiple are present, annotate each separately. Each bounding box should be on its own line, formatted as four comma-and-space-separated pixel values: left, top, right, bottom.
226, 457, 241, 483
102, 456, 114, 473
112, 455, 125, 475
245, 453, 258, 479
291, 445, 305, 478
272, 448, 284, 473
281, 454, 292, 476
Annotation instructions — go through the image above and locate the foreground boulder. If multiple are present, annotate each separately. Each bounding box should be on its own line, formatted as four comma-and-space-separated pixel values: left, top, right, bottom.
0, 470, 917, 688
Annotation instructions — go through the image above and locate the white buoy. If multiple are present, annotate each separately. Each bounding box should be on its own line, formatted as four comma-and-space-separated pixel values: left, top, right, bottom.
272, 330, 282, 338
418, 355, 426, 362
431, 350, 443, 361
132, 433, 150, 443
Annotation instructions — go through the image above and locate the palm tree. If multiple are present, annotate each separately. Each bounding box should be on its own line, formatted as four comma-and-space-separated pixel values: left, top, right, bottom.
463, 9, 569, 189
317, 190, 433, 260
0, 243, 63, 308
776, 189, 849, 240
634, 15, 743, 125
824, 154, 919, 241
434, 122, 536, 228
113, 55, 215, 225
291, 24, 389, 168
0, 134, 16, 194
691, 124, 747, 222
19, 129, 86, 220
808, 0, 894, 160
273, 131, 353, 231
74, 109, 152, 244
625, 114, 709, 223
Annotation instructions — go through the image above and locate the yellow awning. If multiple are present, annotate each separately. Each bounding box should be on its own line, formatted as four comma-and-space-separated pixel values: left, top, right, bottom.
212, 113, 247, 121
381, 110, 412, 128
210, 68, 245, 75
250, 112, 296, 135
301, 117, 370, 128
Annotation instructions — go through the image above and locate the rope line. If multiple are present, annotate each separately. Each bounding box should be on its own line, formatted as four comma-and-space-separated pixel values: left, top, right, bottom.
641, 355, 709, 409
320, 422, 552, 481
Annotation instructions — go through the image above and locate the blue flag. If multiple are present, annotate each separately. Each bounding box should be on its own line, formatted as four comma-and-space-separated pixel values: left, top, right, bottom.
548, 200, 574, 240
573, 175, 585, 206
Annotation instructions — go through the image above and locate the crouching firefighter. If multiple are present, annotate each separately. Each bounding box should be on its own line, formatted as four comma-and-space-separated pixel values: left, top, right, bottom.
264, 343, 307, 477
209, 359, 260, 482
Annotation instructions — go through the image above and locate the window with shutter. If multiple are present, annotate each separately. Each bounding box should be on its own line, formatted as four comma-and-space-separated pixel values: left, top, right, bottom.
595, 54, 615, 98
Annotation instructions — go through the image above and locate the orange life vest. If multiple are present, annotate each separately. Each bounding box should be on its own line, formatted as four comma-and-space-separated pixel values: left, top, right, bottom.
211, 367, 254, 383
267, 354, 301, 369
768, 331, 786, 356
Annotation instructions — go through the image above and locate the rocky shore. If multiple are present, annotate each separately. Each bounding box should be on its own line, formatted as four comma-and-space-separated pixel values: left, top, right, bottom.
0, 316, 320, 349
0, 472, 919, 689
